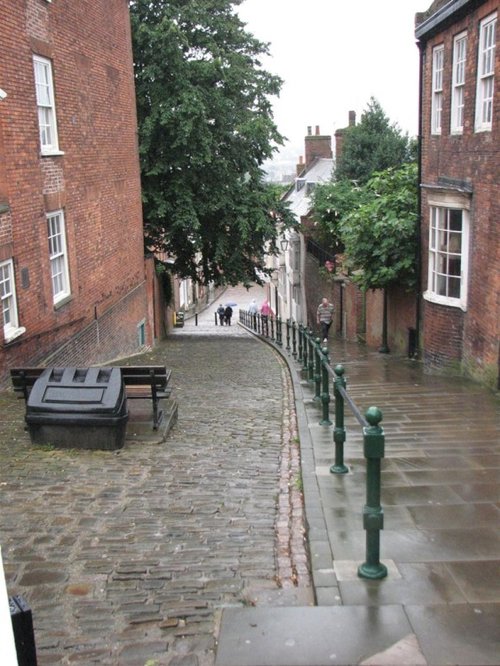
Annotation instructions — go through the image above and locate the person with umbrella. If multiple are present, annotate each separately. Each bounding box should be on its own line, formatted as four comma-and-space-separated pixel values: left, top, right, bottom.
217, 303, 226, 326
224, 304, 233, 326
260, 299, 273, 336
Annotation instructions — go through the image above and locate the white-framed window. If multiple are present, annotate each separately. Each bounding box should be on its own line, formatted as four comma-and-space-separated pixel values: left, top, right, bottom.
432, 45, 444, 134
1, 259, 25, 342
475, 13, 497, 131
33, 55, 60, 154
47, 211, 71, 304
451, 32, 467, 133
425, 203, 469, 310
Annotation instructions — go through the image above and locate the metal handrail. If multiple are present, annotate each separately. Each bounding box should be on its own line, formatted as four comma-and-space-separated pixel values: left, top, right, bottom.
239, 309, 388, 580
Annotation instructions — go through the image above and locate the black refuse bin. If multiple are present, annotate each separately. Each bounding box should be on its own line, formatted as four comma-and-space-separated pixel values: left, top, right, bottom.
25, 367, 128, 450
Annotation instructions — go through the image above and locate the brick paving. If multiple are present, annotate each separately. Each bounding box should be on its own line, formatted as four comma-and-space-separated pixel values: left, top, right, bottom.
0, 286, 311, 665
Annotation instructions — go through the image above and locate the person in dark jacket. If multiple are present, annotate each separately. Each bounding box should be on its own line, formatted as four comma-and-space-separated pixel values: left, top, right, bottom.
217, 304, 226, 325
224, 305, 233, 326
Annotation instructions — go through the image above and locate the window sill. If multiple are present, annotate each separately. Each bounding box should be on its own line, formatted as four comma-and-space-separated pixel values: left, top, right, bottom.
41, 150, 65, 158
423, 290, 467, 312
53, 294, 72, 310
4, 326, 26, 344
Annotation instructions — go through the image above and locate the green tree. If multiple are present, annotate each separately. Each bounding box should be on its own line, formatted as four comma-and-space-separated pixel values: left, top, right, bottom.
335, 97, 415, 185
340, 162, 419, 292
130, 0, 292, 286
310, 178, 366, 252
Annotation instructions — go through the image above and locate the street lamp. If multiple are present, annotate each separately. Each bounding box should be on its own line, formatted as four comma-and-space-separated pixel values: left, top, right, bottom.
280, 237, 289, 252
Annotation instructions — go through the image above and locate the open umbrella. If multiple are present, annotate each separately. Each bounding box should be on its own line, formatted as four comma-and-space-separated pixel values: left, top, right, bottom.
224, 302, 237, 307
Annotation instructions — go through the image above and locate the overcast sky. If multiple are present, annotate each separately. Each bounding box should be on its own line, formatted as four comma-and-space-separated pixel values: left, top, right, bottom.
237, 0, 428, 175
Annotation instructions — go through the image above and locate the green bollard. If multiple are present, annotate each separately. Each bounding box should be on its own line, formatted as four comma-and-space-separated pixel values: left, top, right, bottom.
302, 329, 308, 372
319, 347, 332, 425
308, 330, 315, 383
330, 365, 348, 473
276, 316, 282, 346
358, 406, 388, 580
292, 322, 297, 359
314, 338, 322, 401
298, 324, 303, 363
286, 319, 291, 352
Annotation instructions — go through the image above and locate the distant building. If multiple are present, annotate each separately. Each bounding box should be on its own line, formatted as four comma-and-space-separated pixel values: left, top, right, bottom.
0, 0, 152, 382
277, 126, 333, 323
415, 0, 499, 389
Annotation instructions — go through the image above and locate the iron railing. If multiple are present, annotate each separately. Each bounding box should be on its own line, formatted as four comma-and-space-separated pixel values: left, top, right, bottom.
239, 309, 387, 580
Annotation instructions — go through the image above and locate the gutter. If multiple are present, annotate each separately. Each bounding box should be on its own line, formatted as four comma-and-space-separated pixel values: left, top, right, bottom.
415, 0, 484, 40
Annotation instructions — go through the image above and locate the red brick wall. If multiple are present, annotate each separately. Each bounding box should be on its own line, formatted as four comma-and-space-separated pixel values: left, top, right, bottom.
419, 0, 499, 388
0, 0, 149, 384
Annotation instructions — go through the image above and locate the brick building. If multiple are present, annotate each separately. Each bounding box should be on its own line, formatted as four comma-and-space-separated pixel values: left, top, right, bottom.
416, 0, 499, 389
0, 0, 151, 383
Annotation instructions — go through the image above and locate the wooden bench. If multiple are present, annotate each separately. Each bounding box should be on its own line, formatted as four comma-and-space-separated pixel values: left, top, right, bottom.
10, 367, 44, 402
119, 365, 172, 430
10, 365, 172, 430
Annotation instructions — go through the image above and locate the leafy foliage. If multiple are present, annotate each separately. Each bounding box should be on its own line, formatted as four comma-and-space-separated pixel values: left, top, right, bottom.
339, 162, 419, 291
335, 98, 415, 185
130, 0, 293, 286
310, 179, 366, 252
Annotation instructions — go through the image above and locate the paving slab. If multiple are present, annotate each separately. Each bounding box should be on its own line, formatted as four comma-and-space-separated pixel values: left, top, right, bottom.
215, 605, 418, 666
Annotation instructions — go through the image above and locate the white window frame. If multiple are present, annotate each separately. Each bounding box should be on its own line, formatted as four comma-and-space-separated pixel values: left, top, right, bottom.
475, 12, 497, 132
451, 32, 467, 134
47, 210, 71, 305
424, 196, 470, 311
33, 55, 60, 155
1, 259, 25, 343
432, 45, 444, 135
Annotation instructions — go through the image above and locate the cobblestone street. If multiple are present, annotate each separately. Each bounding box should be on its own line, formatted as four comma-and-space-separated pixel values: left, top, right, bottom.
0, 289, 311, 665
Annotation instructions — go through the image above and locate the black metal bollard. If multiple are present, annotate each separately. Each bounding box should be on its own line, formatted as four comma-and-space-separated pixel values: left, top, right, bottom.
286, 319, 291, 352
358, 406, 388, 580
292, 322, 297, 358
330, 364, 348, 474
10, 595, 38, 666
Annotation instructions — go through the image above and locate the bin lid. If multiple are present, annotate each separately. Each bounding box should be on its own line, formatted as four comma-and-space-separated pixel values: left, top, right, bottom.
27, 367, 124, 414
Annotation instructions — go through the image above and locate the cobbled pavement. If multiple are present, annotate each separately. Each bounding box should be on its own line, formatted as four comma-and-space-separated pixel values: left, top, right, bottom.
0, 329, 311, 665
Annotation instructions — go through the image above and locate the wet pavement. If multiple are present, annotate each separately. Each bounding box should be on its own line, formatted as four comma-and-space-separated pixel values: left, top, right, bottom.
1, 283, 499, 665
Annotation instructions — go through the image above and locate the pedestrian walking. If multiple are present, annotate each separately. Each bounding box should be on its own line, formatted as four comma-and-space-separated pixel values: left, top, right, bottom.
247, 299, 258, 328
224, 305, 233, 326
317, 297, 334, 344
260, 299, 273, 336
217, 304, 226, 326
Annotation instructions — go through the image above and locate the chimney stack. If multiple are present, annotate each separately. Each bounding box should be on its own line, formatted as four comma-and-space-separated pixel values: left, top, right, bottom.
296, 155, 305, 176
304, 125, 332, 169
